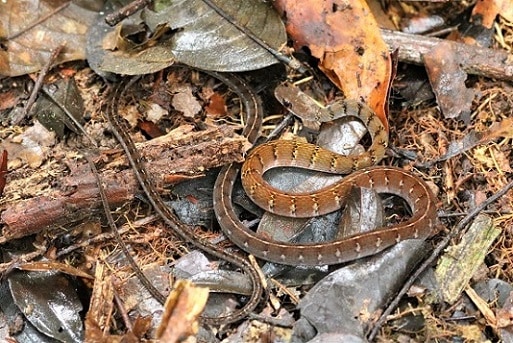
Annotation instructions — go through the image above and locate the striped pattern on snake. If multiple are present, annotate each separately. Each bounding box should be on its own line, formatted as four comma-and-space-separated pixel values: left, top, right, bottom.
214, 83, 437, 266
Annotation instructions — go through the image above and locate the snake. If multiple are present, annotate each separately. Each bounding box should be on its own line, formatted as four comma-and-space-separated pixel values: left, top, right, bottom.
213, 83, 438, 266
106, 71, 263, 325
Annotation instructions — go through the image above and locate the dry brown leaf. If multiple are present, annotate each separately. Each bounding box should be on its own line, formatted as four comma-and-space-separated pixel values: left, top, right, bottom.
205, 92, 227, 117
171, 84, 202, 118
0, 1, 98, 76
472, 0, 513, 28
499, 0, 513, 22
273, 0, 391, 128
473, 0, 502, 28
0, 90, 22, 111
423, 41, 476, 120
139, 121, 165, 139
156, 279, 209, 342
483, 117, 513, 140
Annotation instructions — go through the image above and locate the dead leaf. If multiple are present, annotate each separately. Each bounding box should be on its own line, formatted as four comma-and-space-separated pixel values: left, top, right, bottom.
145, 103, 168, 124
436, 117, 513, 163
205, 92, 227, 117
139, 120, 164, 139
0, 90, 23, 111
472, 0, 513, 28
492, 148, 512, 172
34, 77, 86, 137
496, 292, 513, 328
8, 269, 84, 341
88, 0, 287, 75
156, 279, 209, 342
12, 120, 56, 168
87, 1, 175, 76
0, 1, 98, 76
483, 117, 513, 140
16, 261, 94, 280
171, 84, 202, 118
273, 0, 392, 128
423, 41, 476, 120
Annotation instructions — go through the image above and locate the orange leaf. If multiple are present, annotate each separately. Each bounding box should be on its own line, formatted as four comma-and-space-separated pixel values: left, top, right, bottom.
472, 0, 501, 28
472, 0, 513, 28
205, 92, 227, 117
274, 0, 391, 129
138, 121, 164, 139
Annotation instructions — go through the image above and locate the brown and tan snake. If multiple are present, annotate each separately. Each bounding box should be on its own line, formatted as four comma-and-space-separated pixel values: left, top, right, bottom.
213, 84, 437, 266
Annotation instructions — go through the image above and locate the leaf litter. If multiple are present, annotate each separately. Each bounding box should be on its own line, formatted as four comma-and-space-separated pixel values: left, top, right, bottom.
1, 1, 513, 342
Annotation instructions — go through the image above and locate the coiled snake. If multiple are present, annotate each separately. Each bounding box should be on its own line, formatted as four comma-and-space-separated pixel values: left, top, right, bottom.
214, 84, 437, 266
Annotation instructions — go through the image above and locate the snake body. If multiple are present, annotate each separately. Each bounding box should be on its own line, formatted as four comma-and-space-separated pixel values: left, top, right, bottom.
214, 84, 437, 266
242, 86, 388, 217
107, 72, 263, 325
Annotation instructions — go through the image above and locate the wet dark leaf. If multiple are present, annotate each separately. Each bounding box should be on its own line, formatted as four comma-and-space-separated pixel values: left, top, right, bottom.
296, 240, 428, 341
8, 271, 84, 342
33, 78, 85, 137
87, 0, 286, 75
144, 0, 287, 71
0, 281, 61, 343
423, 41, 476, 121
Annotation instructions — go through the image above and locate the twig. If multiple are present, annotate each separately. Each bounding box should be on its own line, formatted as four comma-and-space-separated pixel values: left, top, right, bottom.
265, 113, 294, 142
55, 215, 158, 258
113, 288, 134, 331
23, 44, 65, 118
104, 0, 152, 26
247, 313, 294, 328
0, 245, 46, 278
0, 149, 7, 196
367, 178, 513, 341
381, 28, 513, 82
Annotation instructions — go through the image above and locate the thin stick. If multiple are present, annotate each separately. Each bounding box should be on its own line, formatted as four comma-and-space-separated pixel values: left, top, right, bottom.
113, 288, 134, 331
367, 178, 513, 341
85, 155, 167, 305
23, 44, 65, 118
55, 215, 158, 258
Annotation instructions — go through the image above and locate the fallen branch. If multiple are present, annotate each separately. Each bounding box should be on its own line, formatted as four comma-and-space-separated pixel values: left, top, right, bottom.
0, 124, 247, 241
381, 28, 513, 81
